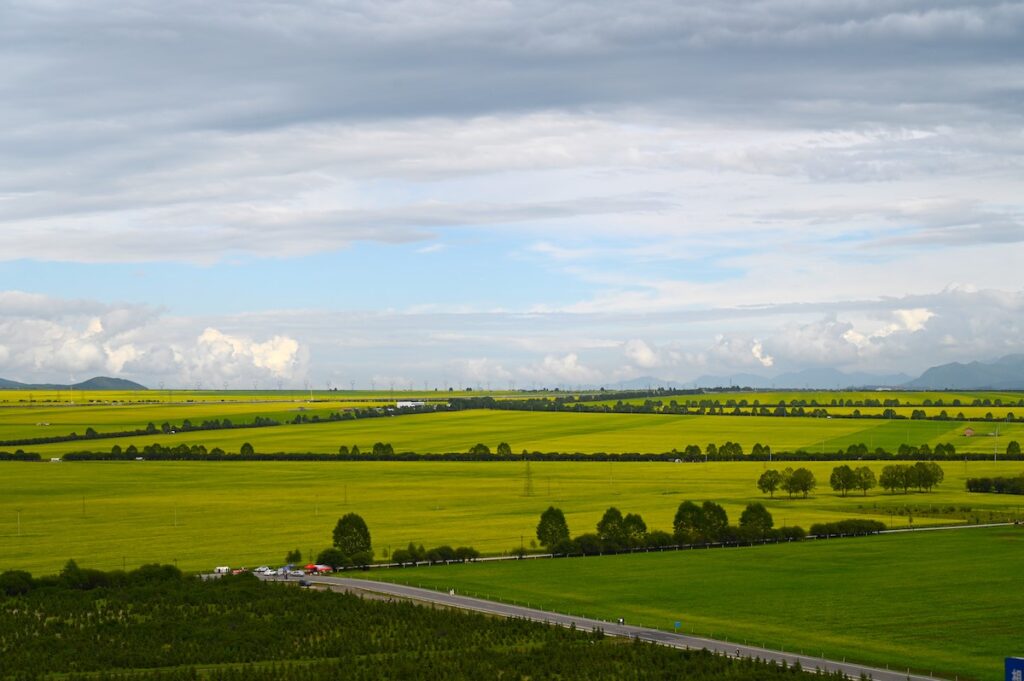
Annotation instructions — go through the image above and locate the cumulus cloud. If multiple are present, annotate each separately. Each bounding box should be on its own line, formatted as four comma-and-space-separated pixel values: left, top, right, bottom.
0, 292, 305, 385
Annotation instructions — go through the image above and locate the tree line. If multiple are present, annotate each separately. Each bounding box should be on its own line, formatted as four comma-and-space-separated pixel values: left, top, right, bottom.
757, 463, 945, 498
447, 393, 1024, 423
51, 440, 1014, 463
966, 473, 1024, 495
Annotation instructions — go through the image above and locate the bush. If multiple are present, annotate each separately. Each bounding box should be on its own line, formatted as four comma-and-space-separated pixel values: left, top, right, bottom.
810, 519, 886, 537
0, 570, 33, 596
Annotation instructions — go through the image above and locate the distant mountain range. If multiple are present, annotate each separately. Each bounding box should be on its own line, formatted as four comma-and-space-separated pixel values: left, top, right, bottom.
610, 354, 1024, 391
903, 354, 1024, 390
0, 376, 148, 391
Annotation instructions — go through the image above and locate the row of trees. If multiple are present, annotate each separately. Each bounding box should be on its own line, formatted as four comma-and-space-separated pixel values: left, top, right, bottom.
878, 462, 945, 493
448, 393, 1024, 422
757, 467, 817, 498
762, 463, 946, 498
966, 473, 1024, 495
535, 501, 808, 555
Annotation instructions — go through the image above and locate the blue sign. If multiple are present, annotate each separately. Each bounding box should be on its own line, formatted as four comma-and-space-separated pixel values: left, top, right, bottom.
673, 621, 681, 631
1007, 657, 1024, 681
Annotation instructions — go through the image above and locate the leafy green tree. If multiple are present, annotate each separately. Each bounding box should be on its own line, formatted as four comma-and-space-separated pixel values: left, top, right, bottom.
332, 513, 372, 565
469, 443, 491, 455
783, 467, 816, 498
622, 513, 647, 547
757, 469, 782, 497
879, 464, 907, 494
673, 500, 702, 543
697, 501, 729, 542
316, 547, 346, 568
739, 502, 773, 539
496, 442, 513, 456
596, 507, 627, 548
829, 465, 856, 497
912, 461, 944, 492
536, 506, 570, 549
286, 548, 302, 564
854, 466, 876, 495
1008, 440, 1021, 455
240, 442, 254, 456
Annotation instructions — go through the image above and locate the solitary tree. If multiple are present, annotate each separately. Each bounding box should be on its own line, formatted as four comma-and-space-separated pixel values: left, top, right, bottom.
240, 442, 254, 456
739, 502, 774, 539
854, 466, 876, 496
1008, 440, 1021, 455
332, 513, 373, 565
496, 442, 513, 456
536, 506, 570, 549
469, 443, 491, 456
829, 465, 857, 497
758, 469, 782, 497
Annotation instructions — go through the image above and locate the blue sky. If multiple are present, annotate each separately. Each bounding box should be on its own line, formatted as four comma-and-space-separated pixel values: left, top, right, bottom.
1, 1, 1022, 387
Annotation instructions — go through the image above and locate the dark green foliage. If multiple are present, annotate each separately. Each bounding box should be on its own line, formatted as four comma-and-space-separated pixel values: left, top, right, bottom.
0, 569, 841, 680
536, 506, 570, 549
332, 513, 372, 565
757, 469, 782, 497
0, 570, 33, 596
738, 503, 773, 539
967, 473, 1024, 494
316, 547, 347, 568
673, 500, 702, 542
829, 465, 856, 496
809, 519, 886, 537
596, 507, 627, 549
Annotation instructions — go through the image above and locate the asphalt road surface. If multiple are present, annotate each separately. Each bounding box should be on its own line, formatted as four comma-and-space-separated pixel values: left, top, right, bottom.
271, 574, 948, 681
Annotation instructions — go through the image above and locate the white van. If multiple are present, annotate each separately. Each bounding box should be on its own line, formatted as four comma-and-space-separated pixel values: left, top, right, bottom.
214, 566, 231, 574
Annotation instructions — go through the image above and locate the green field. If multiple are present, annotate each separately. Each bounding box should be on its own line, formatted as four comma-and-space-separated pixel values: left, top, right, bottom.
0, 399, 390, 441
2, 460, 1022, 577
369, 526, 1024, 681
17, 409, 1024, 458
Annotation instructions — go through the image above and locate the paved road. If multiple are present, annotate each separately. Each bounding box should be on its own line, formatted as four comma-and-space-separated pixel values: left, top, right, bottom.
274, 574, 947, 681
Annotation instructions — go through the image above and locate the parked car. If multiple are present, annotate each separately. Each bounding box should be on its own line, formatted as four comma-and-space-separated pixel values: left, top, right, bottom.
289, 569, 305, 577
214, 566, 231, 574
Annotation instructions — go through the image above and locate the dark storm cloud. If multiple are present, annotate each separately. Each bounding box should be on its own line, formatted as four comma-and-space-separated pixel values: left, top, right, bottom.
3, 0, 1022, 137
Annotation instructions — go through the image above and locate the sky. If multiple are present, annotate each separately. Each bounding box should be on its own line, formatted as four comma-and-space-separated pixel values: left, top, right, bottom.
1, 0, 1023, 388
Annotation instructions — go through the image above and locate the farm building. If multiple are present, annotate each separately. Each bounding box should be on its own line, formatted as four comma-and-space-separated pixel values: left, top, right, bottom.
963, 427, 975, 437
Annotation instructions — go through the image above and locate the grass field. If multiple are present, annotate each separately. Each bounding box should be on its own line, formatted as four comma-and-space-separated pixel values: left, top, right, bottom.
368, 526, 1024, 681
0, 400, 390, 441
18, 409, 1024, 458
2, 460, 1022, 577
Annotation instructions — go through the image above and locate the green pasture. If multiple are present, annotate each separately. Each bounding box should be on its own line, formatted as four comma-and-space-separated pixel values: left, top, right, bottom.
646, 390, 1024, 406
22, 409, 1024, 458
369, 526, 1024, 681
0, 388, 540, 406
0, 400, 389, 442
1, 460, 1021, 577
597, 399, 1021, 420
